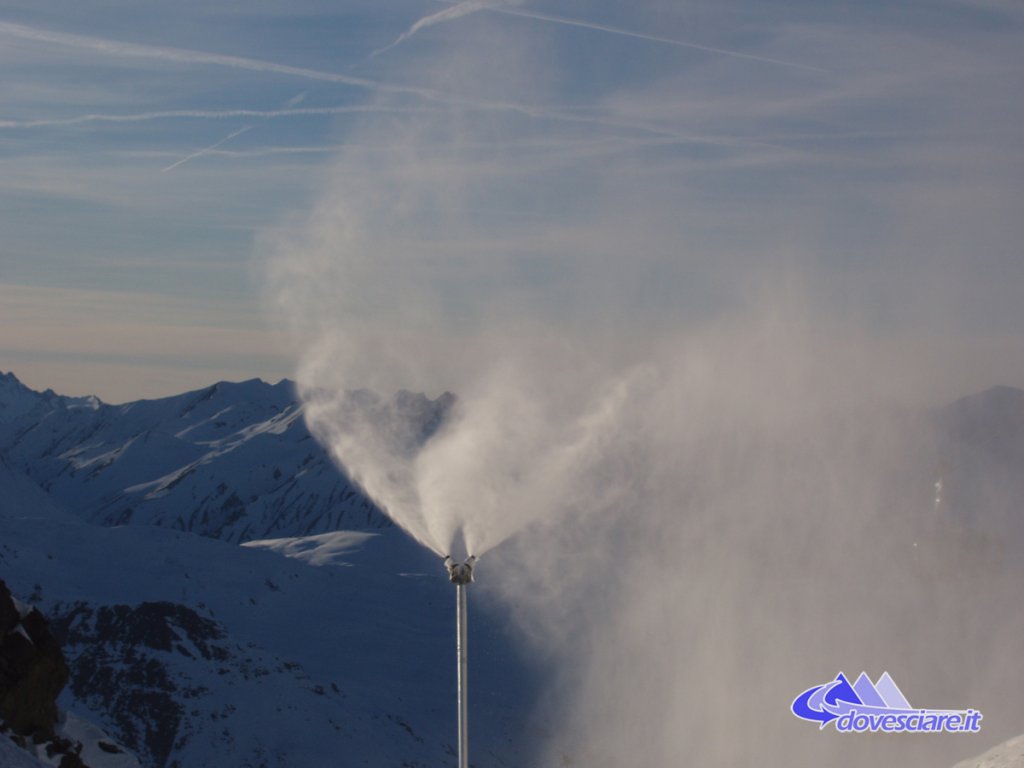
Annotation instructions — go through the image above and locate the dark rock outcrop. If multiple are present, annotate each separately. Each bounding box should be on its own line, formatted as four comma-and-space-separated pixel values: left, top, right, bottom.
0, 578, 69, 737
49, 601, 231, 768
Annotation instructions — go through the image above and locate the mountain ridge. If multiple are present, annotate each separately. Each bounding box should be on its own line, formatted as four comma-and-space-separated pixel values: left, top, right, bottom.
2, 370, 1022, 767
0, 370, 454, 544
0, 370, 529, 768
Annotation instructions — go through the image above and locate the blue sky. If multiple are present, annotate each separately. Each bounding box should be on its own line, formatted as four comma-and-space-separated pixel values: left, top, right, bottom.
1, 0, 1022, 402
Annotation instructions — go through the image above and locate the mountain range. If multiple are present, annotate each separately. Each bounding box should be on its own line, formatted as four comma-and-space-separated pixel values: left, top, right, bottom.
0, 372, 531, 768
0, 370, 1021, 767
0, 372, 461, 542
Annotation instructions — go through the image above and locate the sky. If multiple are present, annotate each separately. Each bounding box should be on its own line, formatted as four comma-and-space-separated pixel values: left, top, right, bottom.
1, 0, 1022, 403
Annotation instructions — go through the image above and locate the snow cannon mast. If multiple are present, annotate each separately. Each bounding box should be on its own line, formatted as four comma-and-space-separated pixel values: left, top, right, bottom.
443, 555, 477, 768
444, 555, 476, 585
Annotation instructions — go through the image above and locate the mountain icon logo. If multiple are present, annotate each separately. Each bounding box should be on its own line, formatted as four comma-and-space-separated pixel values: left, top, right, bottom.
791, 672, 982, 733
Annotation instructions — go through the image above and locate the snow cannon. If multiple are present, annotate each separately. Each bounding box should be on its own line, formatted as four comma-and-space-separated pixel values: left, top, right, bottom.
443, 555, 477, 768
444, 555, 476, 585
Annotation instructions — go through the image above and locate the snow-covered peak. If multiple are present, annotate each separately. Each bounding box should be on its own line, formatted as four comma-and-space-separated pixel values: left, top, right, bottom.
0, 372, 101, 423
935, 384, 1024, 505
939, 386, 1024, 447
942, 385, 1024, 422
0, 372, 47, 424
0, 372, 453, 544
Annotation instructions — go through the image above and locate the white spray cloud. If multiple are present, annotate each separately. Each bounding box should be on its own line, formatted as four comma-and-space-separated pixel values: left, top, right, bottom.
264, 7, 1024, 765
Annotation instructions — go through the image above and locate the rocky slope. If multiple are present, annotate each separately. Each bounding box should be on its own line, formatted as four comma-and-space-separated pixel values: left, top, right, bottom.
0, 577, 138, 768
0, 516, 533, 768
0, 577, 68, 739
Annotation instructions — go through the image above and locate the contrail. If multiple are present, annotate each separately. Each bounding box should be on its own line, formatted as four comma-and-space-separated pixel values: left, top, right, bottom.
0, 20, 439, 100
0, 105, 441, 129
162, 125, 251, 172
0, 21, 583, 130
0, 19, 798, 152
156, 92, 416, 172
160, 91, 310, 171
491, 7, 827, 72
371, 0, 500, 58
408, 0, 827, 73
0, 93, 770, 155
0, 19, 664, 129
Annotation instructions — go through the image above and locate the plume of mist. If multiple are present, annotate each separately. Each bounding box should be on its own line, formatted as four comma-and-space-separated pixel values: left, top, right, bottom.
481, 316, 1024, 766
264, 10, 1024, 766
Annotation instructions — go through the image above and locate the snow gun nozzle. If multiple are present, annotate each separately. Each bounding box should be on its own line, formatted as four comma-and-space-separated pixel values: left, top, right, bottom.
444, 555, 476, 585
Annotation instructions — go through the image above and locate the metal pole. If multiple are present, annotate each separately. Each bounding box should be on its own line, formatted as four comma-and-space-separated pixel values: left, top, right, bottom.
445, 555, 475, 768
457, 581, 469, 768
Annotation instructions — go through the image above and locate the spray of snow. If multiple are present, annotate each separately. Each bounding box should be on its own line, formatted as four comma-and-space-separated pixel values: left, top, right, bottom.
264, 13, 1024, 766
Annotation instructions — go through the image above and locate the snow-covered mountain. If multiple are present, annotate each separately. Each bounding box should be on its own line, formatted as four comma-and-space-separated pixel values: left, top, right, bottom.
0, 371, 101, 425
2, 372, 1022, 767
0, 372, 532, 768
933, 386, 1024, 549
0, 512, 534, 767
0, 373, 452, 542
0, 571, 138, 768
